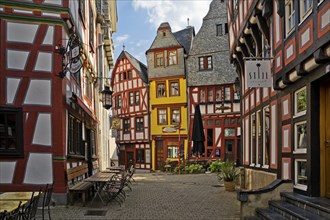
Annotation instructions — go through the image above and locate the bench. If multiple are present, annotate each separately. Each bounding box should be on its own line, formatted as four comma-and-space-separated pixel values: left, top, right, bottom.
66, 164, 93, 205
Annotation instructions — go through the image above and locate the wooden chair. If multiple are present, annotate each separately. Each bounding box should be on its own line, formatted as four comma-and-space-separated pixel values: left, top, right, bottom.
19, 190, 41, 220
0, 201, 22, 220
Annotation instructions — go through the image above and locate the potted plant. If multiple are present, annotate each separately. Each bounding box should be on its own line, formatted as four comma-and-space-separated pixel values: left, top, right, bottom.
217, 160, 240, 191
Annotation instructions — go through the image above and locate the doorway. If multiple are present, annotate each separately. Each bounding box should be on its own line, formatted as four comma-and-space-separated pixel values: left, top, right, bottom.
225, 140, 234, 162
320, 78, 330, 198
126, 151, 134, 170
156, 140, 164, 170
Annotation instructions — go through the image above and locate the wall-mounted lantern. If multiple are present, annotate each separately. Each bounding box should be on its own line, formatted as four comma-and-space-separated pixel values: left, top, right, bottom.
233, 77, 241, 95
101, 86, 113, 110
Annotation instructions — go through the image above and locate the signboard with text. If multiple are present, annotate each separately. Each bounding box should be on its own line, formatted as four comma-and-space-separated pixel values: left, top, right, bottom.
245, 59, 272, 88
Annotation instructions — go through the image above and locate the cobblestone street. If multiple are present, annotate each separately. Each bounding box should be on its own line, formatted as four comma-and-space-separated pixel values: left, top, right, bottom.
49, 173, 241, 220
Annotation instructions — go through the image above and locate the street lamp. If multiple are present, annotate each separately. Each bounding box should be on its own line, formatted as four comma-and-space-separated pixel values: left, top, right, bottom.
101, 86, 113, 110
233, 77, 241, 95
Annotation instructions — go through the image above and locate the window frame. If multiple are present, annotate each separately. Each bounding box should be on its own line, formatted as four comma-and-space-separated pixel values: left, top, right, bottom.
285, 0, 296, 36
198, 56, 213, 71
293, 121, 307, 154
135, 91, 140, 105
299, 0, 313, 22
129, 92, 134, 106
123, 118, 130, 133
135, 117, 144, 132
294, 86, 307, 117
158, 108, 168, 125
171, 108, 181, 125
167, 145, 178, 158
216, 24, 223, 36
156, 81, 166, 98
155, 52, 164, 67
168, 50, 177, 66
262, 106, 270, 168
136, 149, 145, 163
0, 107, 24, 157
169, 80, 179, 96
89, 6, 94, 52
68, 114, 83, 156
294, 159, 308, 191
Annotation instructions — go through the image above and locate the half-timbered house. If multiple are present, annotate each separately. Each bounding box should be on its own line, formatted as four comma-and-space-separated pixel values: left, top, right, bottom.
228, 0, 330, 199
146, 22, 194, 171
187, 0, 240, 162
0, 0, 117, 204
111, 50, 150, 170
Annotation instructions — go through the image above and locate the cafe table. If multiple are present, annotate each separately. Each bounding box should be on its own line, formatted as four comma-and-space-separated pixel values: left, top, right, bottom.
106, 166, 124, 173
85, 172, 115, 205
0, 200, 28, 214
0, 191, 40, 201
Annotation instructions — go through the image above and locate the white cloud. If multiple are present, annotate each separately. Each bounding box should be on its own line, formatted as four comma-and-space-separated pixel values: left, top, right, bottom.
132, 0, 212, 32
115, 34, 130, 44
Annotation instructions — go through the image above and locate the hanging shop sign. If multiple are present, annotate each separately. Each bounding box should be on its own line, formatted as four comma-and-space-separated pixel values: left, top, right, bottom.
245, 59, 272, 88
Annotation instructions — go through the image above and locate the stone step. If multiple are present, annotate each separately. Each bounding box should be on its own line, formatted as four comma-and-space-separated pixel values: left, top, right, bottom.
255, 208, 287, 220
269, 200, 328, 220
281, 192, 330, 219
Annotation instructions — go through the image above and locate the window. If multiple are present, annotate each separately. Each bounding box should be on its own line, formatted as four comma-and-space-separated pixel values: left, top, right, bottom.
171, 108, 180, 124
127, 71, 132, 80
263, 106, 270, 167
295, 159, 307, 190
285, 0, 296, 35
169, 81, 179, 96
78, 0, 85, 22
124, 118, 130, 133
224, 23, 228, 34
158, 109, 167, 125
155, 52, 164, 67
129, 92, 134, 105
84, 78, 92, 101
300, 0, 313, 21
251, 113, 256, 165
168, 50, 177, 65
89, 130, 96, 157
224, 87, 231, 101
136, 149, 145, 163
117, 95, 122, 108
208, 89, 214, 102
294, 87, 307, 117
68, 114, 83, 156
89, 6, 94, 51
200, 89, 206, 102
0, 108, 23, 157
157, 82, 166, 97
294, 121, 307, 153
119, 73, 123, 81
256, 110, 262, 166
136, 117, 144, 132
216, 24, 223, 36
207, 128, 213, 147
198, 56, 212, 70
167, 145, 178, 158
224, 128, 235, 137
135, 91, 140, 105
216, 89, 222, 102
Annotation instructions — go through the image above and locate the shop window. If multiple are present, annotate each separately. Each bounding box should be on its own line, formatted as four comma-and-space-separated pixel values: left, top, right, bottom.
136, 149, 145, 163
294, 87, 307, 117
216, 88, 222, 102
294, 121, 307, 153
158, 108, 167, 125
124, 118, 130, 133
167, 145, 178, 158
169, 81, 179, 96
224, 87, 231, 101
0, 108, 23, 157
208, 89, 214, 102
207, 128, 213, 146
263, 106, 270, 167
136, 117, 144, 132
295, 159, 307, 190
157, 82, 166, 97
68, 114, 83, 156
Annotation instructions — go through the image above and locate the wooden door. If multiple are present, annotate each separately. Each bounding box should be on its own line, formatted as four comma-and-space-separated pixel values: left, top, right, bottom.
156, 140, 164, 170
126, 151, 134, 170
320, 79, 330, 198
225, 140, 234, 162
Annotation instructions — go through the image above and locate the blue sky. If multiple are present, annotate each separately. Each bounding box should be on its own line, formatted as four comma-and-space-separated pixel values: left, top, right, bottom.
113, 0, 212, 65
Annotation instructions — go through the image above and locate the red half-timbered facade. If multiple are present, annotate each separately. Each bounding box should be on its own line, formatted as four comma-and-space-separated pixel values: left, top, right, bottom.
228, 0, 330, 197
111, 50, 150, 170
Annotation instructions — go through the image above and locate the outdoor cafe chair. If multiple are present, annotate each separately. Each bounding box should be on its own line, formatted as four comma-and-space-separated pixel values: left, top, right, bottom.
19, 189, 41, 220
41, 183, 53, 220
102, 174, 126, 206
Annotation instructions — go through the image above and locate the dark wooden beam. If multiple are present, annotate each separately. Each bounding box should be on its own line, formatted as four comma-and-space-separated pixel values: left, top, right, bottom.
249, 24, 262, 56
243, 34, 255, 56
275, 0, 284, 17
262, 0, 273, 19
238, 43, 249, 57
296, 64, 308, 76
256, 14, 270, 42
314, 48, 330, 64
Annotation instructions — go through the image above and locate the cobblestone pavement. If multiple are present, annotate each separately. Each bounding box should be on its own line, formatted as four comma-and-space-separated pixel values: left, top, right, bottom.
48, 173, 241, 220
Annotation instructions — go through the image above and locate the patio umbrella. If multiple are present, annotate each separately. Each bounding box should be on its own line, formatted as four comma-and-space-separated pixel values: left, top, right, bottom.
192, 104, 205, 157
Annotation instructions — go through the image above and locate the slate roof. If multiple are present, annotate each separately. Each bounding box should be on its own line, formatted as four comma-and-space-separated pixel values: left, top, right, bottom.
117, 50, 148, 83
173, 26, 195, 54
